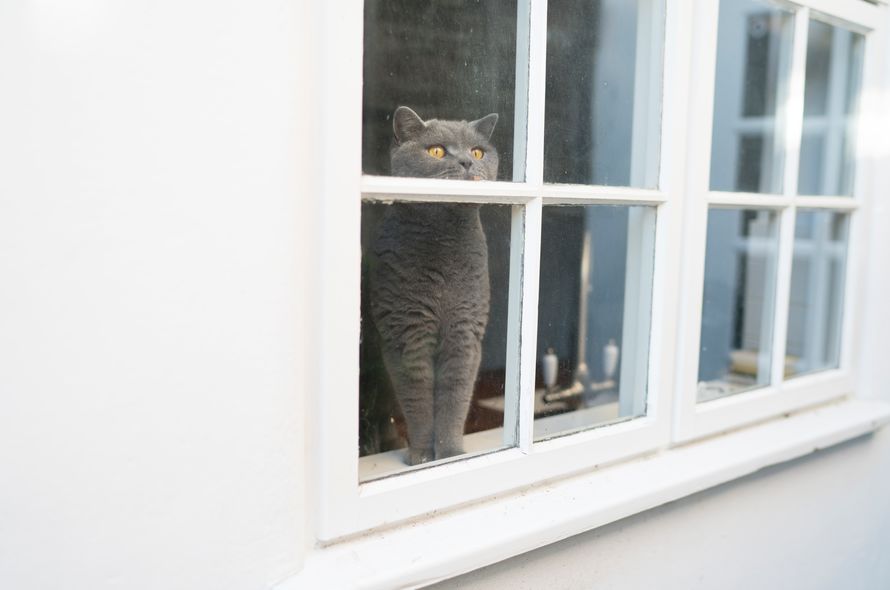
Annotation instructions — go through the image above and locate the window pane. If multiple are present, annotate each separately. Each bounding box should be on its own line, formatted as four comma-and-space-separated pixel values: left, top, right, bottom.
362, 0, 518, 180
543, 0, 663, 187
785, 210, 849, 377
698, 209, 779, 401
798, 21, 864, 196
710, 0, 794, 193
533, 205, 655, 440
359, 203, 513, 480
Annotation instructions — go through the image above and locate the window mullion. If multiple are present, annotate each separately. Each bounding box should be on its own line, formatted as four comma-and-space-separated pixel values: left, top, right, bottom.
770, 7, 810, 388
504, 198, 542, 452
509, 0, 547, 450
673, 0, 721, 439
513, 0, 532, 183
769, 206, 798, 387
782, 7, 810, 198
523, 0, 548, 187
631, 0, 666, 188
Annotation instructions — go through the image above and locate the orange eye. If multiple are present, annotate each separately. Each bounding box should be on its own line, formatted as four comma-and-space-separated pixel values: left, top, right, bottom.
427, 145, 446, 159
471, 148, 484, 160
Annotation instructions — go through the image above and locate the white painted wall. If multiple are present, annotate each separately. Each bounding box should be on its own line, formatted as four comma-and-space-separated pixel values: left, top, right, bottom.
0, 2, 315, 588
1, 2, 888, 590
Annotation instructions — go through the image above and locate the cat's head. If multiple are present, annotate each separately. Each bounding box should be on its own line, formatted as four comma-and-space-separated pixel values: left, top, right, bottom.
390, 106, 499, 181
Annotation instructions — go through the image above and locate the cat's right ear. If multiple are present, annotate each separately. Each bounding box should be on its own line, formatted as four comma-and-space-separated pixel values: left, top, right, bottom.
470, 113, 498, 141
393, 106, 426, 144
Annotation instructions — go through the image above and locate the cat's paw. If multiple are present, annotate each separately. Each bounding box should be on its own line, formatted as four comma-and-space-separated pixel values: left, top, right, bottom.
407, 448, 434, 466
435, 445, 465, 461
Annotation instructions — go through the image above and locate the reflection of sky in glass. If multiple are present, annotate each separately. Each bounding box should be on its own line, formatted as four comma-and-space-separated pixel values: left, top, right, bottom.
710, 0, 793, 194
544, 0, 661, 188
785, 211, 848, 377
798, 20, 864, 196
698, 209, 779, 402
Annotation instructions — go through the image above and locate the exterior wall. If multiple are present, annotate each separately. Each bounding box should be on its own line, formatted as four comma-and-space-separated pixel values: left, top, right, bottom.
0, 2, 315, 588
1, 2, 887, 590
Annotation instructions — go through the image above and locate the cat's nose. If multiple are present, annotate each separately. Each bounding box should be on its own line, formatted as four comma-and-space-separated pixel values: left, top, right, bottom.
458, 158, 472, 170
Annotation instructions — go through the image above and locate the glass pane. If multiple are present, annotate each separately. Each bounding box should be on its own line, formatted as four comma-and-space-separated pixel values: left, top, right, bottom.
533, 205, 655, 440
798, 20, 864, 196
543, 0, 663, 187
710, 0, 794, 193
362, 1, 518, 180
785, 210, 849, 377
698, 209, 779, 401
359, 203, 513, 480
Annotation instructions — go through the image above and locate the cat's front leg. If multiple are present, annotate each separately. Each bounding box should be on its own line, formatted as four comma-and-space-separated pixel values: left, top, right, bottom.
381, 345, 436, 465
433, 332, 483, 460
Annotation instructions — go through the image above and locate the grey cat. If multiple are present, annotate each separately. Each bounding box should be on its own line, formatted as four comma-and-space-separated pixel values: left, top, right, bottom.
370, 106, 499, 465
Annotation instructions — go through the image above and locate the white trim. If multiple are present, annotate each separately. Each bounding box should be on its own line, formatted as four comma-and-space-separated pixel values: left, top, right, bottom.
341, 415, 664, 536
843, 5, 886, 392
630, 0, 666, 188
707, 192, 793, 208
524, 0, 548, 186
770, 7, 810, 389
283, 400, 890, 590
315, 0, 364, 542
507, 199, 542, 451
512, 0, 532, 183
800, 0, 879, 33
359, 178, 669, 205
705, 195, 859, 210
685, 369, 853, 437
360, 176, 539, 201
620, 207, 658, 417
673, 0, 720, 441
540, 183, 667, 204
770, 207, 795, 386
794, 195, 859, 209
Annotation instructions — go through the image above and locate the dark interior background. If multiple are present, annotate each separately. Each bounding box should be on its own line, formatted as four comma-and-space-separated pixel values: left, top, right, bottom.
362, 0, 518, 179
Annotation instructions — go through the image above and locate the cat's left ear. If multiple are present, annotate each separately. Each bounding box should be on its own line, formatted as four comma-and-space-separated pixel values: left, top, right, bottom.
393, 106, 426, 144
470, 113, 498, 141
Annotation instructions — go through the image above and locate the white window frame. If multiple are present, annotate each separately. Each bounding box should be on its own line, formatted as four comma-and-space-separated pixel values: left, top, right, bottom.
317, 0, 682, 540
301, 0, 890, 573
673, 0, 880, 442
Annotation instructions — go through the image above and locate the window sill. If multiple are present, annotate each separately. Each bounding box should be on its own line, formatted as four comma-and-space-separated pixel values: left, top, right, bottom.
359, 398, 622, 481
281, 398, 890, 590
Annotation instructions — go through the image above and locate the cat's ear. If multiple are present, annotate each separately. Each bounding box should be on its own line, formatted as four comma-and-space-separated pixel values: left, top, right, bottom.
470, 113, 498, 141
393, 106, 426, 144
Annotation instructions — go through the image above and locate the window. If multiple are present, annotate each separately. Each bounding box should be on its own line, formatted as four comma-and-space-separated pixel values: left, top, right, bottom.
311, 0, 886, 546
674, 0, 869, 441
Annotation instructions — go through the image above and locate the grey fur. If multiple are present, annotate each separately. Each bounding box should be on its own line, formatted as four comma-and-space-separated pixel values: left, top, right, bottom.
370, 106, 499, 465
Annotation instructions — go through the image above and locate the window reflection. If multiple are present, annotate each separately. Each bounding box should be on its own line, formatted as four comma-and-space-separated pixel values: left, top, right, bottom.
785, 211, 849, 377
543, 0, 663, 187
711, 0, 793, 193
531, 205, 655, 439
798, 21, 864, 196
699, 209, 779, 401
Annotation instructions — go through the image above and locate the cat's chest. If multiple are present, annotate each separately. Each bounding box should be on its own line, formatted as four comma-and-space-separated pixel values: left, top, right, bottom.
380, 206, 486, 254
373, 208, 490, 297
